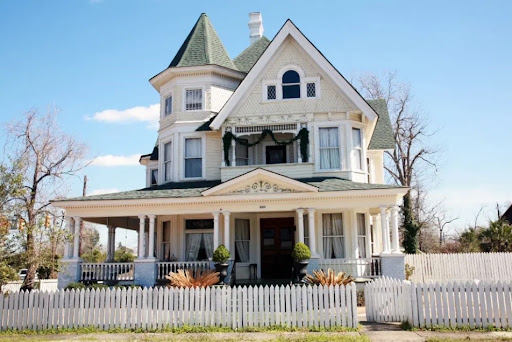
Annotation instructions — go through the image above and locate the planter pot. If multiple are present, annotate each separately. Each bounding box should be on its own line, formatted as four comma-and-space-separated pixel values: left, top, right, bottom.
215, 263, 229, 284
294, 260, 309, 283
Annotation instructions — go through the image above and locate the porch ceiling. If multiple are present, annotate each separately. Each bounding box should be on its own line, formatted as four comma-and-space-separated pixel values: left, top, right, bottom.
84, 216, 139, 230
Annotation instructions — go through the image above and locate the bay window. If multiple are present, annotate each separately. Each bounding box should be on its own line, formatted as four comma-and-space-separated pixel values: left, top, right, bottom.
184, 138, 202, 178
319, 127, 340, 170
352, 128, 363, 170
322, 213, 345, 259
164, 141, 172, 182
165, 95, 172, 116
185, 89, 202, 111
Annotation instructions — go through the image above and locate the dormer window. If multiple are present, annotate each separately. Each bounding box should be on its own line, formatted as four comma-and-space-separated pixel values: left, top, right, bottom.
185, 89, 203, 111
164, 95, 173, 116
282, 70, 301, 99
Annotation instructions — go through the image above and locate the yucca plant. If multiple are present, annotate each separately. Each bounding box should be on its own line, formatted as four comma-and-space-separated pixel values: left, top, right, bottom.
165, 269, 220, 288
305, 268, 354, 286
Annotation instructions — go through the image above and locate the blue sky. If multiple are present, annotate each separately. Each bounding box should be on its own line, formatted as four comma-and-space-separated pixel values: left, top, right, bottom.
1, 0, 511, 247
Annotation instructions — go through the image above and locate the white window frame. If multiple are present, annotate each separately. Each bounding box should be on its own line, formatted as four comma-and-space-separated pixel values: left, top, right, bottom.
163, 140, 172, 182
181, 133, 205, 181
164, 94, 173, 116
315, 125, 343, 171
352, 127, 363, 171
183, 87, 204, 112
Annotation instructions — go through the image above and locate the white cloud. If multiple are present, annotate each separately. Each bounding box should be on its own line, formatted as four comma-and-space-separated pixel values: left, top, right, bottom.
90, 154, 141, 167
89, 188, 120, 196
87, 104, 159, 129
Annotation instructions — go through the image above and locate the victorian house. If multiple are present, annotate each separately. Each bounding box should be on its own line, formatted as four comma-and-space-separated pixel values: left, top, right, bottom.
55, 13, 407, 288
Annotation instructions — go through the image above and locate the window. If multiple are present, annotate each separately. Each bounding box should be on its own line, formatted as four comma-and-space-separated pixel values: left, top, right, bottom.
185, 89, 202, 111
323, 213, 345, 258
357, 213, 367, 258
319, 127, 340, 170
161, 221, 171, 261
150, 169, 158, 186
164, 95, 172, 116
236, 139, 249, 166
352, 128, 363, 170
306, 83, 316, 98
235, 219, 250, 262
303, 214, 309, 248
184, 138, 202, 178
164, 142, 172, 182
185, 233, 213, 261
267, 85, 276, 100
282, 70, 300, 99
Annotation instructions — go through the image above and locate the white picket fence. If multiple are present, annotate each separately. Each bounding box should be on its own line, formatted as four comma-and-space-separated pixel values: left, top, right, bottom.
2, 280, 58, 293
0, 283, 358, 331
366, 277, 512, 328
405, 253, 512, 283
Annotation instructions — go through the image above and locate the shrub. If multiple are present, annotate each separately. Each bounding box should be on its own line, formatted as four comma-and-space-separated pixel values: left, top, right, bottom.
89, 283, 109, 290
291, 242, 311, 262
212, 244, 230, 264
65, 282, 86, 290
305, 269, 354, 286
165, 269, 219, 288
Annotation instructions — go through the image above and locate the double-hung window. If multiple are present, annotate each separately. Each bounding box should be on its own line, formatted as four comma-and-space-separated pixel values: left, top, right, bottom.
150, 169, 158, 186
352, 128, 363, 170
164, 95, 172, 116
185, 89, 202, 111
164, 142, 172, 182
356, 213, 367, 258
184, 219, 213, 261
235, 139, 249, 166
322, 213, 345, 259
184, 138, 202, 178
319, 127, 340, 170
235, 219, 250, 262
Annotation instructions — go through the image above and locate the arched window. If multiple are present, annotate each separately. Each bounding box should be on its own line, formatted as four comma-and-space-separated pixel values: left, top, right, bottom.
282, 70, 301, 99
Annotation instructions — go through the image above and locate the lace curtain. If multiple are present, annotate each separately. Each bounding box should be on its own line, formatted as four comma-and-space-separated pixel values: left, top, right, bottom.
319, 127, 340, 169
235, 219, 250, 262
323, 213, 345, 258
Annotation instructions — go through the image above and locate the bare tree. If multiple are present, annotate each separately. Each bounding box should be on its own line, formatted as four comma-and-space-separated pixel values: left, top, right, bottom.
353, 71, 440, 253
3, 108, 88, 290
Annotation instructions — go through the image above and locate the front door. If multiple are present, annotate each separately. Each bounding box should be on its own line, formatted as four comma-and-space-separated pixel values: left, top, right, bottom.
260, 217, 295, 279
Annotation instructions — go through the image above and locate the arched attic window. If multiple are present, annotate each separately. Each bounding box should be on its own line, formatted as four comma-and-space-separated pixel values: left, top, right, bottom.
282, 70, 301, 99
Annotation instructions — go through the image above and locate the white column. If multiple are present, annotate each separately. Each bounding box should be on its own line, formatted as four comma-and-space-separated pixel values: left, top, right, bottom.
296, 209, 305, 244
307, 209, 317, 256
106, 225, 115, 262
63, 216, 72, 259
137, 215, 146, 259
223, 212, 231, 252
380, 207, 391, 253
72, 216, 81, 259
147, 215, 156, 259
213, 212, 220, 248
390, 206, 401, 253
231, 138, 236, 167
371, 214, 381, 255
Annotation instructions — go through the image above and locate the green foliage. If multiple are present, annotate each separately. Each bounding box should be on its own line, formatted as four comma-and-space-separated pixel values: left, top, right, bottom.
114, 243, 136, 262
65, 282, 86, 290
402, 193, 420, 253
81, 248, 106, 263
223, 128, 309, 166
291, 242, 311, 262
459, 227, 482, 252
479, 219, 512, 252
0, 261, 18, 291
405, 264, 415, 281
212, 244, 230, 263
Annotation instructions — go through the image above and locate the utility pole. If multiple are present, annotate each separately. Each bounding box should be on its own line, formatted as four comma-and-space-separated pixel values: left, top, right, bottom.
79, 175, 87, 255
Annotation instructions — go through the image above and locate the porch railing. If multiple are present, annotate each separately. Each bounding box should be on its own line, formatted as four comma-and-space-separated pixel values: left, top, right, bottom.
157, 261, 212, 280
319, 258, 381, 278
80, 263, 135, 282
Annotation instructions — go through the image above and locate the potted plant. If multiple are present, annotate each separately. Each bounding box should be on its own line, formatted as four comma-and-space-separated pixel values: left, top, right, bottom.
212, 244, 230, 284
291, 242, 311, 283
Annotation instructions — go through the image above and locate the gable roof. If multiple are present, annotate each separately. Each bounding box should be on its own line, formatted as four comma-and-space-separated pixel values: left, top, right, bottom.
168, 13, 237, 71
210, 19, 378, 130
367, 99, 395, 150
233, 36, 271, 73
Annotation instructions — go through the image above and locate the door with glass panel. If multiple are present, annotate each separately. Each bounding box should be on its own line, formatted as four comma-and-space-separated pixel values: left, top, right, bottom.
260, 218, 295, 278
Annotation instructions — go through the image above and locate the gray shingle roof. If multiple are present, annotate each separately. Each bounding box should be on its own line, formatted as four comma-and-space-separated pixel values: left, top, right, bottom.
53, 177, 404, 202
168, 13, 237, 70
367, 99, 395, 150
233, 36, 271, 73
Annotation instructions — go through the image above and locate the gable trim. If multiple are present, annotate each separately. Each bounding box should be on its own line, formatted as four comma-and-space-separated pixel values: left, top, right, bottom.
210, 19, 378, 130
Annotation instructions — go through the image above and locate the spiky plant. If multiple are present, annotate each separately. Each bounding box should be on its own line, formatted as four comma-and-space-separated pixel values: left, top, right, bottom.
305, 268, 354, 286
165, 269, 220, 288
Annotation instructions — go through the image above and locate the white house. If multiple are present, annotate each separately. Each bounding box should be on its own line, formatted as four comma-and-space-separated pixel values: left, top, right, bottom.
54, 13, 408, 288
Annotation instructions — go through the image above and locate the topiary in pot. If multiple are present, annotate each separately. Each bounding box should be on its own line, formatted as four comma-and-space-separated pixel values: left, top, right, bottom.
212, 245, 230, 284
291, 242, 311, 283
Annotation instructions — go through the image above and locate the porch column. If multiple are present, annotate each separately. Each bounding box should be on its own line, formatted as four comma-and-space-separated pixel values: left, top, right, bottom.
231, 138, 237, 167
72, 216, 81, 259
147, 215, 156, 259
390, 206, 401, 253
63, 216, 73, 259
380, 207, 391, 253
106, 225, 116, 262
296, 209, 305, 244
307, 208, 317, 256
371, 214, 381, 255
213, 212, 220, 248
137, 215, 146, 259
223, 212, 231, 252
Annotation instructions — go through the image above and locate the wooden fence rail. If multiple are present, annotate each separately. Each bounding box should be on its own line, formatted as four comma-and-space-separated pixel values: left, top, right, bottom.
365, 277, 512, 329
0, 283, 357, 331
405, 253, 512, 283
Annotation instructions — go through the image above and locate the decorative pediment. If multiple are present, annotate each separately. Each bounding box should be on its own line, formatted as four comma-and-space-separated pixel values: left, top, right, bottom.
201, 168, 318, 196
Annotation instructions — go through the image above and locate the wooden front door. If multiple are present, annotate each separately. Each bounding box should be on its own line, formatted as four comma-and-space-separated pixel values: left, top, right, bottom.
260, 217, 295, 279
